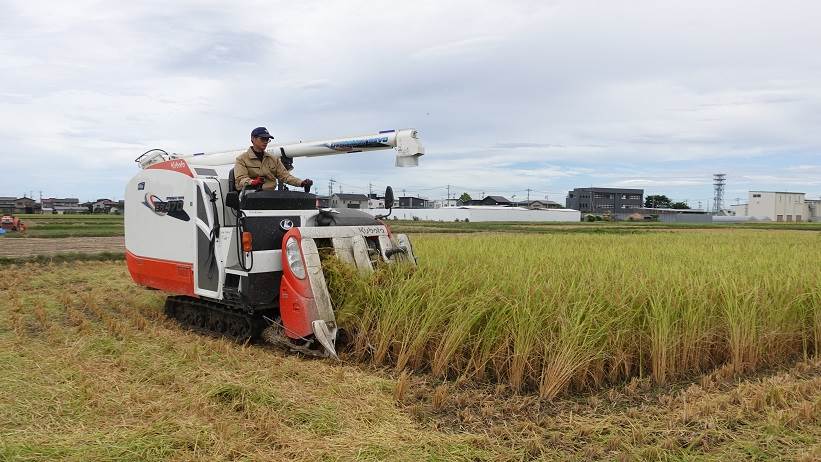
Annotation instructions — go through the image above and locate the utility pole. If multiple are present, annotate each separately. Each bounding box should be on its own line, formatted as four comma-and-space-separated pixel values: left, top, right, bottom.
526, 188, 532, 202
446, 184, 451, 204
339, 185, 343, 194
328, 178, 336, 197
369, 182, 373, 197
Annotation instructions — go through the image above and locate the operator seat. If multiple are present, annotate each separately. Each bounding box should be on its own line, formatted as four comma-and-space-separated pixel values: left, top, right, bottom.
228, 168, 237, 192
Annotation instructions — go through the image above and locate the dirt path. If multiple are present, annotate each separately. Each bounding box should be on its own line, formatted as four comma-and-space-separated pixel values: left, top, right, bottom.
0, 236, 124, 257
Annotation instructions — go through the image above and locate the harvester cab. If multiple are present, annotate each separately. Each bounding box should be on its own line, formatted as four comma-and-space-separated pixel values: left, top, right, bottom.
125, 129, 423, 358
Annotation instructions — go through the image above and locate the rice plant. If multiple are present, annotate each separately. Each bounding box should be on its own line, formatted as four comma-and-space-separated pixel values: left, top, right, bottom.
329, 230, 821, 398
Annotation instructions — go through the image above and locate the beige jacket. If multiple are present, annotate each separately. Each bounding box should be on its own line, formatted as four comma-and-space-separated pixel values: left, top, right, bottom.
233, 148, 303, 191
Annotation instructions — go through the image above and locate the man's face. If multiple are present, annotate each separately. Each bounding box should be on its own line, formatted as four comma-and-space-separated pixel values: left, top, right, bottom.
251, 136, 271, 152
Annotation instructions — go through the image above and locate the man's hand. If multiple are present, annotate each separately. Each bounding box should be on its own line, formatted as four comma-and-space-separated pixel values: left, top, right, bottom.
249, 177, 264, 187
300, 179, 313, 188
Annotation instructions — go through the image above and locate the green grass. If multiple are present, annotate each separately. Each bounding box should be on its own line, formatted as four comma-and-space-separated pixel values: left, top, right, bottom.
3, 214, 123, 238
5, 213, 820, 239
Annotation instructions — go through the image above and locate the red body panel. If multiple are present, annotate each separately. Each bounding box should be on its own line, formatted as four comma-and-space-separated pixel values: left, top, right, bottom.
279, 229, 316, 339
126, 250, 195, 296
146, 159, 194, 177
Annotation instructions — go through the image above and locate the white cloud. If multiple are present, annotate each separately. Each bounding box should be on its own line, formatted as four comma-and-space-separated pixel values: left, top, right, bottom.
1, 0, 820, 201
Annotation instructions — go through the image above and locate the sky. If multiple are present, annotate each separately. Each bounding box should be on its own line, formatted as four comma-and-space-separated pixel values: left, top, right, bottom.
1, 0, 820, 208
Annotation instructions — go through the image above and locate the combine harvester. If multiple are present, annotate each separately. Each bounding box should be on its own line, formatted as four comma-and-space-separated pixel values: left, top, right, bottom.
124, 129, 424, 358
0, 215, 26, 234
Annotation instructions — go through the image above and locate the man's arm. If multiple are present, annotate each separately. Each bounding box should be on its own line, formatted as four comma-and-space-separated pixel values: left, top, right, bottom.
271, 157, 303, 187
234, 157, 252, 189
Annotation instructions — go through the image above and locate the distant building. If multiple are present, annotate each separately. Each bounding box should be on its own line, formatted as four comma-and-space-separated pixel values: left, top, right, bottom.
93, 198, 118, 213
1, 197, 40, 214
729, 203, 748, 217
14, 197, 38, 214
431, 198, 461, 208
746, 191, 807, 222
316, 195, 330, 208
41, 197, 86, 214
514, 200, 562, 209
368, 193, 385, 209
807, 198, 821, 222
566, 188, 644, 213
330, 193, 369, 209
0, 197, 15, 214
398, 196, 429, 209
481, 196, 511, 206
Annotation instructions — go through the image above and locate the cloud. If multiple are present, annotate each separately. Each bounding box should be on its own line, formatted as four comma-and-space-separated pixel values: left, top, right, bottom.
1, 0, 820, 201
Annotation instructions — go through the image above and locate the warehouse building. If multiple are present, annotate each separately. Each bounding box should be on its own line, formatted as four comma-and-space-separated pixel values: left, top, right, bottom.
735, 191, 810, 222
565, 188, 644, 213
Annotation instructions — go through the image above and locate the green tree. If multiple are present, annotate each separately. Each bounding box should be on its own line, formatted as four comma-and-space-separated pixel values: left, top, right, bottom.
645, 195, 672, 208
459, 192, 472, 203
671, 201, 690, 209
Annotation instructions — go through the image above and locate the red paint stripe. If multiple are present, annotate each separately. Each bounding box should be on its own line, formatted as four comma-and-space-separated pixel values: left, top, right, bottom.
126, 250, 195, 296
145, 159, 193, 177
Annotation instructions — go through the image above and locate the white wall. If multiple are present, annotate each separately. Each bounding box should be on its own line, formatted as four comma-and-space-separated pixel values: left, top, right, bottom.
748, 192, 806, 222
730, 204, 748, 216
364, 206, 580, 222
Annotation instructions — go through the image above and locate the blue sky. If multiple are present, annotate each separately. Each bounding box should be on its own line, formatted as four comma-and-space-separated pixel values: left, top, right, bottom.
1, 0, 819, 208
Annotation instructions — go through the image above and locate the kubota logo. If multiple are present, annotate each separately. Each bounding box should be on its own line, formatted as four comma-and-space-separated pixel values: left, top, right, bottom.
280, 219, 294, 230
143, 193, 190, 222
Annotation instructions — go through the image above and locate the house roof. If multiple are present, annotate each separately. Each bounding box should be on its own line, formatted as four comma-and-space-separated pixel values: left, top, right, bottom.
484, 196, 510, 202
749, 190, 806, 195
521, 200, 560, 205
333, 193, 369, 201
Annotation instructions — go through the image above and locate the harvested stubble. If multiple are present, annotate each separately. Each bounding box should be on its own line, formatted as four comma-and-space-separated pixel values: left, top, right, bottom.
329, 230, 821, 398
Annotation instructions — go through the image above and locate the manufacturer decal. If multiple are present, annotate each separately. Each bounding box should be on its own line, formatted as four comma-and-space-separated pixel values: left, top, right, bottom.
357, 225, 387, 236
324, 136, 390, 152
143, 193, 190, 222
279, 219, 294, 230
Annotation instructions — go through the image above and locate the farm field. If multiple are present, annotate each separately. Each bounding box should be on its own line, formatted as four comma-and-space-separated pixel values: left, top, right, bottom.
1, 230, 819, 460
2, 214, 123, 238
3, 213, 821, 240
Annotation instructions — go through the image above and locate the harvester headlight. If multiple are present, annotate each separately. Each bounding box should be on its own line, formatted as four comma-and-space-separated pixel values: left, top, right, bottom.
285, 236, 306, 279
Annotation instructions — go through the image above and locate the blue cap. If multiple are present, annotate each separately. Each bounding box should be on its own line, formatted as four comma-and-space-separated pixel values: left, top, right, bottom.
251, 127, 274, 139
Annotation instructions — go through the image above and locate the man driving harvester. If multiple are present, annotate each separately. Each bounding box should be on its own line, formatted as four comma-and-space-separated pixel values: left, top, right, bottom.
234, 127, 314, 191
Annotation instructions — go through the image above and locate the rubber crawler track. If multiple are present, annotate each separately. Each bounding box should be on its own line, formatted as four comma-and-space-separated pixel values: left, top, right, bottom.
164, 295, 268, 342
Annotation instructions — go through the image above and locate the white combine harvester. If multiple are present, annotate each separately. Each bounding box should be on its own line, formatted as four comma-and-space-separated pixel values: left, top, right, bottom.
124, 129, 424, 358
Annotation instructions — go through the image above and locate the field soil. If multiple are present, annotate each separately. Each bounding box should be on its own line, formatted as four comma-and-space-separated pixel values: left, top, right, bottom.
0, 236, 124, 257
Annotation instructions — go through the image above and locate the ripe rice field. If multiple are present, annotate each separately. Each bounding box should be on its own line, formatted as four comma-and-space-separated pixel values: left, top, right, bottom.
331, 231, 820, 398
1, 228, 820, 460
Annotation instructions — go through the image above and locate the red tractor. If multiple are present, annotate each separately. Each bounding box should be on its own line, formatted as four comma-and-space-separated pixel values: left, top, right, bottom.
0, 215, 26, 233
